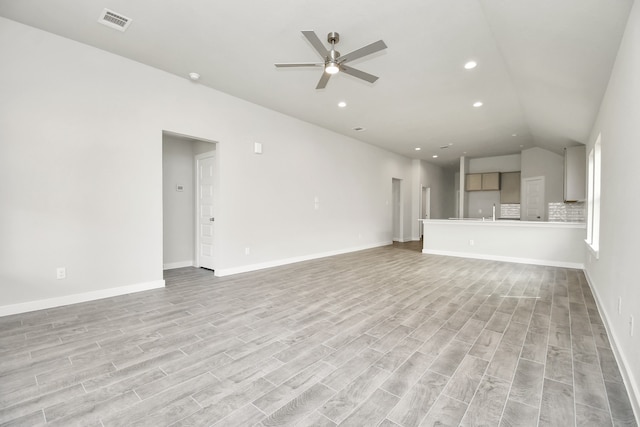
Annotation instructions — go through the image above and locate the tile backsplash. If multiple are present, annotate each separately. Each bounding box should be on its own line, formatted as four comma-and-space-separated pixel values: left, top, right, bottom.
499, 202, 585, 222
500, 204, 521, 219
548, 202, 585, 222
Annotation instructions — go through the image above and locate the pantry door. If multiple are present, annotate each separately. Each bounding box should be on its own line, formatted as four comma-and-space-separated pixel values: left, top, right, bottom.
521, 176, 545, 221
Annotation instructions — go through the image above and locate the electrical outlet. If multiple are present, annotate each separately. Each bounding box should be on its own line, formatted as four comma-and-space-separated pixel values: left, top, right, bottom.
56, 267, 66, 280
245, 247, 250, 255
630, 315, 634, 337
618, 297, 622, 315
469, 239, 475, 246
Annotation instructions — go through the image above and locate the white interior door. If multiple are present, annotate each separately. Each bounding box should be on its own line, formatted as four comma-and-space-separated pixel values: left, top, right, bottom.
522, 176, 545, 221
196, 155, 216, 270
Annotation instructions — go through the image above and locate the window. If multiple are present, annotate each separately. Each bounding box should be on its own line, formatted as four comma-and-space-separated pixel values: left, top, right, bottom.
586, 134, 601, 257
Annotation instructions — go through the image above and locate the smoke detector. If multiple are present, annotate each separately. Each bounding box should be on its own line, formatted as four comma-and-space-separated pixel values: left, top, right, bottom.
98, 8, 132, 32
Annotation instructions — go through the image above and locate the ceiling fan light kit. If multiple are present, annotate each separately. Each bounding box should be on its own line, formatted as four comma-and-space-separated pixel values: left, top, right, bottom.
275, 31, 387, 89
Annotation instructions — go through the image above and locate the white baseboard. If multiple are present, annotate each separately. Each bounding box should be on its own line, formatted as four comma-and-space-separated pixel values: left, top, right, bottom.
584, 270, 640, 423
216, 241, 392, 277
421, 249, 584, 269
0, 280, 165, 317
163, 260, 194, 270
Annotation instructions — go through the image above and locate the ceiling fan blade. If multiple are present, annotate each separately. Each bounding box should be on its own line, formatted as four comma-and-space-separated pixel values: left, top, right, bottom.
302, 31, 329, 58
275, 63, 323, 68
341, 65, 379, 83
316, 72, 331, 89
339, 40, 387, 63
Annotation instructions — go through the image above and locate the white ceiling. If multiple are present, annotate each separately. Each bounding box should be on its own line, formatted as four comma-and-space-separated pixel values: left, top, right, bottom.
0, 0, 633, 166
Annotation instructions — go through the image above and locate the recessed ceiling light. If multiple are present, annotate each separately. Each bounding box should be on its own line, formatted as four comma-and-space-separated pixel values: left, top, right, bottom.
338, 101, 347, 108
473, 101, 483, 108
432, 155, 438, 158
464, 61, 477, 70
448, 143, 454, 146
512, 133, 517, 137
188, 72, 200, 81
415, 147, 421, 151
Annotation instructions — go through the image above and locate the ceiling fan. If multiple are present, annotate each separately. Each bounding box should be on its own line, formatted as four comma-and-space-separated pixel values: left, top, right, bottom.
275, 31, 387, 89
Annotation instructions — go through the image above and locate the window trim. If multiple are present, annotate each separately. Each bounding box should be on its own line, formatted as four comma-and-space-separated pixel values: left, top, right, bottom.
585, 134, 601, 259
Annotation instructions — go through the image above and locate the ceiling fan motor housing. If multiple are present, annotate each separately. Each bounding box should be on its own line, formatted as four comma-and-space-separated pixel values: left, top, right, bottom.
327, 32, 339, 44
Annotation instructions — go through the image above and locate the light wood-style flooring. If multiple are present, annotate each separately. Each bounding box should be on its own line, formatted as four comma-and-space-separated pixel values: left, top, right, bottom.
0, 242, 637, 426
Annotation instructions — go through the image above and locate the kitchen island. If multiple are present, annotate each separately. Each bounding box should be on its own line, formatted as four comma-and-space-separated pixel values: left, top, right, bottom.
420, 219, 586, 268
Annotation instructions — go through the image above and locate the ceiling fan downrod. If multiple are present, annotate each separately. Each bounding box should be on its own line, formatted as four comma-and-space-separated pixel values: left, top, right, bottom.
325, 32, 340, 74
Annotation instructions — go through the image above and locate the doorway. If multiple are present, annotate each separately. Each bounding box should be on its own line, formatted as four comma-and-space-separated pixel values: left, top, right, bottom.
162, 132, 217, 271
521, 176, 545, 221
392, 178, 403, 242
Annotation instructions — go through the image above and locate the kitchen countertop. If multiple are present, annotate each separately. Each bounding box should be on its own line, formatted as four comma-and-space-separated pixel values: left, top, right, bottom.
420, 218, 586, 228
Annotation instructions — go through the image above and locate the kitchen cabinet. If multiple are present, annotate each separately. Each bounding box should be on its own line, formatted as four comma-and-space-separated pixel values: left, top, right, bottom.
465, 172, 500, 191
465, 174, 483, 191
500, 172, 521, 203
564, 146, 586, 202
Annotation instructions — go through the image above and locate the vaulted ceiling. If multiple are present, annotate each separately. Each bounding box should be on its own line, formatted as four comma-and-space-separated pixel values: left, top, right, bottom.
0, 0, 633, 165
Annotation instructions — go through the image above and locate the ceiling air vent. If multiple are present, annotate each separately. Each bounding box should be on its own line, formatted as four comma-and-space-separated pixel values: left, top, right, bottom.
98, 8, 132, 32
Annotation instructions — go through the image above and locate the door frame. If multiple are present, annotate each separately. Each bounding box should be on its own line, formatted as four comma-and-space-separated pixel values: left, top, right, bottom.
194, 152, 218, 269
392, 178, 403, 242
419, 186, 431, 238
521, 176, 545, 221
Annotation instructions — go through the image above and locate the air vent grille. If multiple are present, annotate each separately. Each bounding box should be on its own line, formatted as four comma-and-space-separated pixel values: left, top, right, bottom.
98, 8, 132, 32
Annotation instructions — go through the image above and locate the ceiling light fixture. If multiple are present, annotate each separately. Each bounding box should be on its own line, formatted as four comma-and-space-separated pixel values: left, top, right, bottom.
432, 155, 438, 158
188, 72, 200, 81
473, 101, 483, 107
415, 148, 421, 151
464, 61, 477, 70
325, 61, 340, 75
338, 101, 347, 108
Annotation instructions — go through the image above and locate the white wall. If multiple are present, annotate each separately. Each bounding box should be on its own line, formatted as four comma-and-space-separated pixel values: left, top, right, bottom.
468, 154, 521, 173
521, 147, 564, 219
0, 17, 413, 310
584, 0, 640, 417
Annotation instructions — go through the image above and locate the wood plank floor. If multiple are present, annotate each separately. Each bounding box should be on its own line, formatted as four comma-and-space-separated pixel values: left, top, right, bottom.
0, 242, 637, 426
